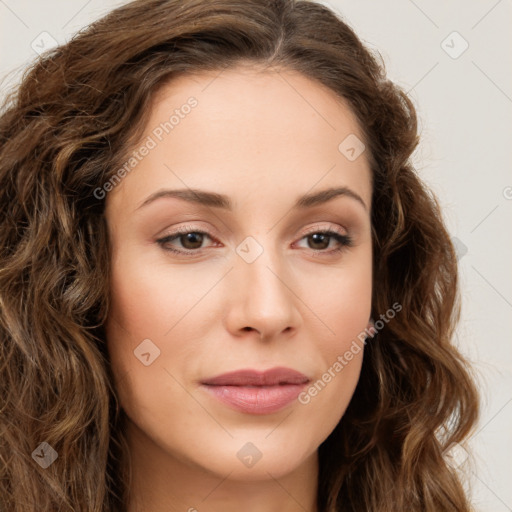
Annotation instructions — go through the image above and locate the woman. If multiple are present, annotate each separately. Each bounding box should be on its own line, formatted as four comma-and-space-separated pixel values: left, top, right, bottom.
0, 0, 480, 510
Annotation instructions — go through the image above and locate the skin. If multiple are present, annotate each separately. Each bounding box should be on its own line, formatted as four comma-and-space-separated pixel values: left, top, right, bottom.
105, 63, 374, 512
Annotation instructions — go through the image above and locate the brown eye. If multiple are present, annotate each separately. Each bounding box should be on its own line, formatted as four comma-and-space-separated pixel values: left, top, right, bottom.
156, 226, 353, 258
306, 232, 331, 250
174, 232, 206, 250
296, 230, 353, 254
156, 228, 214, 255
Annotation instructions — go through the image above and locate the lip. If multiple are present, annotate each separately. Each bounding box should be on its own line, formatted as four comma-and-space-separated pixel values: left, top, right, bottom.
200, 367, 310, 415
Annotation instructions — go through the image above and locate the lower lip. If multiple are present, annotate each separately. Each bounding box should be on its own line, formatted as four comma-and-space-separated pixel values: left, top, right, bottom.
201, 383, 307, 414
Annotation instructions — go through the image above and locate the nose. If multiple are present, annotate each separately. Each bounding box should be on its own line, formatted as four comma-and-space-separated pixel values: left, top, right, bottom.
224, 246, 302, 342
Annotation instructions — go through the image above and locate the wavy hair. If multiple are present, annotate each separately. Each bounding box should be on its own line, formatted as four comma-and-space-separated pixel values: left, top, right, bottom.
0, 0, 480, 510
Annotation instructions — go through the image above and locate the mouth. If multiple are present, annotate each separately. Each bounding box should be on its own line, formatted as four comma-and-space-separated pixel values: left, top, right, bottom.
200, 367, 310, 414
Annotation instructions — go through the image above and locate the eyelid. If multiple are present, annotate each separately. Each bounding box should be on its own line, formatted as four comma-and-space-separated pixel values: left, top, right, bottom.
156, 221, 353, 258
300, 222, 348, 237
157, 221, 348, 243
157, 222, 218, 240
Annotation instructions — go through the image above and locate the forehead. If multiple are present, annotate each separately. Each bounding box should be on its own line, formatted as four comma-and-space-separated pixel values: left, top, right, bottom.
107, 64, 372, 215
150, 64, 366, 141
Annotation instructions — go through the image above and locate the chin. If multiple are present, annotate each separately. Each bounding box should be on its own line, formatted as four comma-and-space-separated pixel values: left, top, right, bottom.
188, 437, 316, 482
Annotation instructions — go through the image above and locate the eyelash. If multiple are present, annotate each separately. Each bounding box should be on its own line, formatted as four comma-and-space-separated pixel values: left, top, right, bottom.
156, 224, 353, 257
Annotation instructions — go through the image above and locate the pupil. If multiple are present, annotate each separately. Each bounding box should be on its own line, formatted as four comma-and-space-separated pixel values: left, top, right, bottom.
183, 233, 202, 249
310, 233, 328, 249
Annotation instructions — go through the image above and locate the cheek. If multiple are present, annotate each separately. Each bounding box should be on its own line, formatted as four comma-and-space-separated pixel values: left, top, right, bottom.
104, 261, 192, 435
301, 258, 371, 414
105, 245, 196, 363
107, 256, 167, 333
314, 255, 372, 345
298, 283, 368, 436
104, 250, 208, 411
104, 254, 171, 397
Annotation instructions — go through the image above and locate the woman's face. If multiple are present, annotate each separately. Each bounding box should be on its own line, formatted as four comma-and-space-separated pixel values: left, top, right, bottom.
105, 65, 373, 481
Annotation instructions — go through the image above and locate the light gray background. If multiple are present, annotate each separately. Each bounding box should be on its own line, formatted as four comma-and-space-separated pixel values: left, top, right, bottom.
1, 1, 511, 510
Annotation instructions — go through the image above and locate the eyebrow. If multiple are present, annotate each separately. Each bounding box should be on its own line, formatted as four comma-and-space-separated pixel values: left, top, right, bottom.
136, 185, 368, 212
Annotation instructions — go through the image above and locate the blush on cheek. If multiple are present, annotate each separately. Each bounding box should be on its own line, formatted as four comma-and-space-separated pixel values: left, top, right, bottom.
108, 263, 159, 332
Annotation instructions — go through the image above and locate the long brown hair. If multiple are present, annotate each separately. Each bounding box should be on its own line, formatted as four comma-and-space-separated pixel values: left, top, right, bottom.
0, 0, 480, 510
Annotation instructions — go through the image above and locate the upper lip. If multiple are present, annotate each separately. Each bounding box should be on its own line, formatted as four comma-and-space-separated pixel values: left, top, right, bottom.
201, 366, 310, 386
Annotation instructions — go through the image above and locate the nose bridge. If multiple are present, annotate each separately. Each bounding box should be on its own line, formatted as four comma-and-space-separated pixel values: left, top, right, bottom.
228, 232, 300, 337
238, 234, 291, 305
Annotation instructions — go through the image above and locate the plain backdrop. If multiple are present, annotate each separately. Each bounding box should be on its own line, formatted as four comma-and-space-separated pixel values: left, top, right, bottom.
1, 1, 511, 511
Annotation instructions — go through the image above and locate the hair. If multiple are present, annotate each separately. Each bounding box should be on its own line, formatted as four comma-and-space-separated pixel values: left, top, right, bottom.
0, 0, 480, 510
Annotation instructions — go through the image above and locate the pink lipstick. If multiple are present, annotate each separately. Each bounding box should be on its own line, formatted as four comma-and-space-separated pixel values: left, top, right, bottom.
200, 367, 309, 415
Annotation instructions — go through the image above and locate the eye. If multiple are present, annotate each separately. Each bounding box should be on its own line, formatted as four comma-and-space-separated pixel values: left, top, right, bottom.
156, 224, 353, 257
156, 226, 215, 255
294, 229, 353, 254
